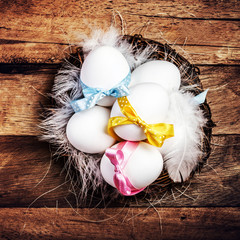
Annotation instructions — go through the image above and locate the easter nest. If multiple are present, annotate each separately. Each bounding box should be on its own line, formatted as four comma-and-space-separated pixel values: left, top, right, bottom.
40, 33, 214, 206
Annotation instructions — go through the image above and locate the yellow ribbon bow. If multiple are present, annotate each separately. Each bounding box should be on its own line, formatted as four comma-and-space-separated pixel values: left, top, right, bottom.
108, 96, 174, 147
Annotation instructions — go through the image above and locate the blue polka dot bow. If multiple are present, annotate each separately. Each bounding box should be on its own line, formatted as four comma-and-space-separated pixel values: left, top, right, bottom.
71, 71, 131, 112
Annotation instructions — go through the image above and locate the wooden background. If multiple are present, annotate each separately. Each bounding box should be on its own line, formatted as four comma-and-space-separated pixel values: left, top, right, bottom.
0, 0, 239, 239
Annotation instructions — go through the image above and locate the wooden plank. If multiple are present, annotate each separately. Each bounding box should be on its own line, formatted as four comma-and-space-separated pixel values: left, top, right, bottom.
200, 65, 240, 135
1, 0, 239, 19
1, 17, 239, 48
0, 65, 239, 135
0, 42, 65, 64
123, 17, 240, 48
0, 207, 239, 240
0, 0, 239, 65
0, 136, 75, 208
173, 45, 240, 65
122, 0, 240, 19
0, 65, 56, 136
1, 43, 239, 65
0, 135, 239, 207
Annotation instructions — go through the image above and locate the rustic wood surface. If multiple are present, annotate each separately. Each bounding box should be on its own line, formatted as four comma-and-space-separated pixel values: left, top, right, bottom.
1, 208, 240, 240
0, 134, 239, 208
0, 0, 239, 239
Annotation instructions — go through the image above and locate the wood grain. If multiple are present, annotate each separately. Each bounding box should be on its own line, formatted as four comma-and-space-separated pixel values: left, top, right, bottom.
0, 207, 239, 240
1, 0, 239, 19
0, 1, 239, 65
0, 0, 239, 238
118, 0, 240, 19
0, 135, 239, 207
200, 65, 240, 135
0, 65, 55, 136
0, 65, 239, 136
0, 136, 74, 208
1, 43, 239, 65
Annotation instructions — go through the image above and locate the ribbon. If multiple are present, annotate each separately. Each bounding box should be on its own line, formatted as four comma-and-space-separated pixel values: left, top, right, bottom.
194, 89, 208, 105
105, 141, 145, 196
108, 96, 174, 147
71, 71, 131, 112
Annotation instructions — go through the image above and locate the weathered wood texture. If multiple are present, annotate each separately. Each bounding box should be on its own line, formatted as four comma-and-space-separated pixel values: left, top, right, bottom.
0, 1, 239, 65
0, 135, 239, 208
0, 208, 239, 240
1, 0, 240, 19
1, 43, 239, 65
0, 0, 239, 238
0, 65, 239, 136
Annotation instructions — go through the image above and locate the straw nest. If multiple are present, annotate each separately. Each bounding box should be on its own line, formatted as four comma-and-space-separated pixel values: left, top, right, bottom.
40, 34, 214, 206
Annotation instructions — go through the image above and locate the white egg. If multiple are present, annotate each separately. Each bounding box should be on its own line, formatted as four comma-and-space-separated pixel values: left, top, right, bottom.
80, 46, 130, 106
100, 141, 163, 190
66, 106, 116, 154
110, 83, 169, 141
130, 60, 181, 91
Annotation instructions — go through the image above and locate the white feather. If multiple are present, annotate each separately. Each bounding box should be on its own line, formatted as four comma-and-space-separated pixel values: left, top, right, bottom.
160, 91, 206, 182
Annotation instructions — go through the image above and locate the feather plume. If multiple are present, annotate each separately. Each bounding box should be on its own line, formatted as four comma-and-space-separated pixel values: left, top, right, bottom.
159, 91, 206, 182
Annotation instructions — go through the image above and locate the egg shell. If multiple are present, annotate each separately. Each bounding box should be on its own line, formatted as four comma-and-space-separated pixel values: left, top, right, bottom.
100, 142, 163, 189
66, 106, 116, 154
130, 60, 181, 91
110, 83, 169, 141
80, 46, 130, 106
